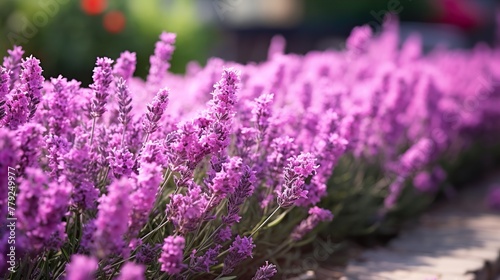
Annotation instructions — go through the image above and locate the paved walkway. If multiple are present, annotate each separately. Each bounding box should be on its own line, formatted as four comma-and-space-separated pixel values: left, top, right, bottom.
335, 173, 500, 280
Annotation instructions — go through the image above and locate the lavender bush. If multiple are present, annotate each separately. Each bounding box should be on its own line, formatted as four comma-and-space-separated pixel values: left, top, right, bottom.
1, 18, 500, 279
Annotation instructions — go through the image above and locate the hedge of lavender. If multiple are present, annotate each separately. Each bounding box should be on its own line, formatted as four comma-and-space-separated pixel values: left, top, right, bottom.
1, 19, 500, 279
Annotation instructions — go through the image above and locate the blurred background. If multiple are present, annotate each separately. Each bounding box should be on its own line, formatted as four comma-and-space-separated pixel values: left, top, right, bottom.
0, 0, 498, 85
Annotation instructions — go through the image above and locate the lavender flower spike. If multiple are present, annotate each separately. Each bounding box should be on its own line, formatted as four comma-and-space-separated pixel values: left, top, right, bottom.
114, 51, 137, 81
88, 57, 114, 118
93, 178, 133, 257
0, 67, 9, 121
20, 56, 44, 120
147, 32, 176, 86
143, 87, 169, 135
291, 207, 333, 241
222, 235, 255, 275
252, 261, 278, 280
2, 46, 24, 88
65, 255, 98, 280
277, 152, 319, 208
159, 235, 186, 275
116, 262, 146, 280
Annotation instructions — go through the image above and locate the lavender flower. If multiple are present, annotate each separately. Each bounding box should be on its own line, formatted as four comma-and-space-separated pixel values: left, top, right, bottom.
277, 152, 319, 208
20, 56, 44, 120
251, 93, 274, 135
291, 207, 333, 241
215, 226, 233, 243
17, 168, 71, 250
143, 88, 169, 135
65, 255, 98, 280
203, 68, 240, 154
413, 167, 445, 193
116, 77, 133, 132
135, 243, 161, 265
211, 157, 243, 197
88, 57, 114, 118
107, 147, 134, 178
189, 244, 221, 273
114, 51, 137, 80
93, 178, 133, 257
346, 25, 372, 53
79, 219, 96, 253
223, 166, 256, 224
166, 184, 209, 234
398, 138, 434, 176
147, 32, 176, 86
0, 67, 9, 121
252, 261, 278, 280
2, 88, 29, 130
128, 161, 163, 236
2, 46, 24, 88
117, 262, 145, 280
0, 128, 19, 221
16, 123, 45, 172
222, 235, 255, 275
159, 236, 186, 275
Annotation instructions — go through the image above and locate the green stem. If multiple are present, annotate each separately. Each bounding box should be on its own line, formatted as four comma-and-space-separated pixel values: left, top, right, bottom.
251, 206, 281, 237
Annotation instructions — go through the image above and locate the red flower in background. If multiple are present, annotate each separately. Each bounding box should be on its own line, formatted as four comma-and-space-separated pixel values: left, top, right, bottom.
81, 0, 107, 15
104, 11, 126, 34
433, 0, 486, 30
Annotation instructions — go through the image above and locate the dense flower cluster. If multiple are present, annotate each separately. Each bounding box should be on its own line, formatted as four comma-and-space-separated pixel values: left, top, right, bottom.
1, 17, 500, 279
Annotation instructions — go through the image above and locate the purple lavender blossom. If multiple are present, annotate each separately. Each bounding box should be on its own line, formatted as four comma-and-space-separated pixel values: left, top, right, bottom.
223, 166, 256, 225
93, 178, 133, 257
251, 93, 274, 135
211, 157, 243, 197
413, 167, 445, 193
128, 161, 163, 236
117, 262, 145, 280
0, 128, 19, 221
79, 219, 96, 254
203, 68, 240, 154
291, 207, 333, 241
277, 152, 319, 208
159, 235, 186, 275
147, 32, 176, 86
189, 244, 221, 273
65, 255, 98, 280
42, 76, 80, 136
2, 88, 29, 130
222, 235, 255, 275
18, 168, 71, 251
252, 261, 278, 280
88, 57, 114, 118
116, 77, 133, 132
16, 123, 45, 172
107, 147, 134, 178
398, 138, 434, 177
114, 51, 137, 81
346, 25, 372, 53
215, 226, 233, 243
143, 88, 169, 135
2, 46, 24, 88
20, 56, 44, 120
166, 184, 209, 234
0, 67, 9, 120
135, 243, 162, 265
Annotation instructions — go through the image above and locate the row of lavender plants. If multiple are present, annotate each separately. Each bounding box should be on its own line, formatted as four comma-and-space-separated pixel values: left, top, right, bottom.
1, 19, 500, 279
